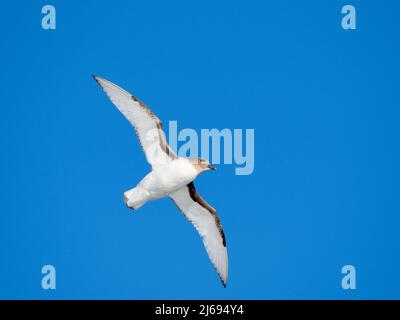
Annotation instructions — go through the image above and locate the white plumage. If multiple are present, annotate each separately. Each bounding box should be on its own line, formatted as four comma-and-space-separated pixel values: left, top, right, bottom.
93, 76, 228, 287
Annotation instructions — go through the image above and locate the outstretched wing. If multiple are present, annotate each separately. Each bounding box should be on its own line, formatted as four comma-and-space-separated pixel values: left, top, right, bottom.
169, 182, 228, 287
93, 76, 177, 167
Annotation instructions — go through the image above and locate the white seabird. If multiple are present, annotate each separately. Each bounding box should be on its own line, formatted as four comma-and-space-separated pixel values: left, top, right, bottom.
93, 76, 228, 287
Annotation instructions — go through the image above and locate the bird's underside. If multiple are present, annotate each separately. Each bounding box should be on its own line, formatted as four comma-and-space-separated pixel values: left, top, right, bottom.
93, 75, 228, 287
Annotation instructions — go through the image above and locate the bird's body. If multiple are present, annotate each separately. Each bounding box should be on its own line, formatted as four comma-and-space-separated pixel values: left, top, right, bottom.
93, 75, 228, 287
124, 158, 198, 209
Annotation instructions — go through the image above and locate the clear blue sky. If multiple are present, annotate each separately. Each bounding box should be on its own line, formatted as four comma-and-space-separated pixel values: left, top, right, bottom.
0, 1, 399, 299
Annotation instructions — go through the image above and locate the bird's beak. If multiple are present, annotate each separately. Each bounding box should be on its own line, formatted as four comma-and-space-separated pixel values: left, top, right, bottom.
208, 164, 216, 170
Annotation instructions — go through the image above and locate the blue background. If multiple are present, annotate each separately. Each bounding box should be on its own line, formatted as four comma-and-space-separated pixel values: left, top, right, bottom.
0, 0, 399, 299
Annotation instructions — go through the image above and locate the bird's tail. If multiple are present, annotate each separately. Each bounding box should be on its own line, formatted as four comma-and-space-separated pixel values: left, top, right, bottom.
123, 186, 149, 210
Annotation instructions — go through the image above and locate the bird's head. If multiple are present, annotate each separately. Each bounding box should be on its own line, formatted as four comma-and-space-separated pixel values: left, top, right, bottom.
188, 157, 216, 173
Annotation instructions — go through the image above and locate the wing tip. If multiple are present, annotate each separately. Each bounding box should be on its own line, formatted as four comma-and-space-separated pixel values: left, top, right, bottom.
220, 271, 228, 288
92, 74, 101, 83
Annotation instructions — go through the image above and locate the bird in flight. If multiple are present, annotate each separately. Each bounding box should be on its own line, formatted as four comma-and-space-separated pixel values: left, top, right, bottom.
93, 76, 228, 287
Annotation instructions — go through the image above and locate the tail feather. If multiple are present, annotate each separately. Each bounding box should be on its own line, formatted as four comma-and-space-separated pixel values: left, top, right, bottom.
123, 187, 149, 210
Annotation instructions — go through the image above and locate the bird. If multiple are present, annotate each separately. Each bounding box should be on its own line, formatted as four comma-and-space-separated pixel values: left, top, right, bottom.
93, 76, 228, 287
